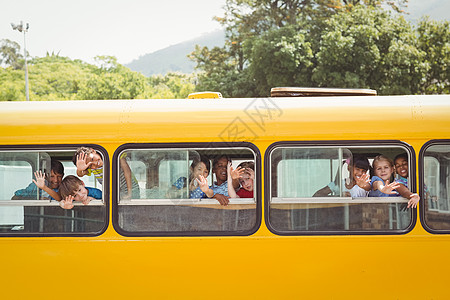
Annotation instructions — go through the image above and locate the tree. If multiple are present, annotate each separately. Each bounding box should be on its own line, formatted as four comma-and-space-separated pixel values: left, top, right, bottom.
146, 73, 196, 99
0, 67, 25, 100
0, 54, 195, 101
77, 56, 148, 100
189, 44, 256, 97
312, 6, 428, 94
196, 0, 338, 96
0, 39, 24, 70
28, 54, 89, 100
246, 24, 314, 95
417, 17, 450, 94
191, 0, 447, 96
341, 0, 408, 13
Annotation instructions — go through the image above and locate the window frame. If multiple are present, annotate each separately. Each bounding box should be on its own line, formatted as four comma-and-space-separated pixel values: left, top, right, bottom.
265, 140, 416, 236
419, 139, 450, 234
0, 144, 109, 237
112, 142, 262, 237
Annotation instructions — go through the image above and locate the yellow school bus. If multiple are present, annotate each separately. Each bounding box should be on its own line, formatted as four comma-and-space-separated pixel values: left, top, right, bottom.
1, 94, 450, 299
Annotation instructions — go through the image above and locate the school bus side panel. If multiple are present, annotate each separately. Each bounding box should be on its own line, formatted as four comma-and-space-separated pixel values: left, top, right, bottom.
1, 96, 450, 299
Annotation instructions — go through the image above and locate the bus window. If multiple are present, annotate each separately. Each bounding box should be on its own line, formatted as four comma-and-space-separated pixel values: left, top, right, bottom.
421, 142, 450, 232
0, 148, 107, 235
113, 144, 259, 236
267, 143, 414, 234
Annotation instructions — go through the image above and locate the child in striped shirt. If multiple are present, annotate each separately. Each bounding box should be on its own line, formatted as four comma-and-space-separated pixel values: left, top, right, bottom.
73, 147, 140, 200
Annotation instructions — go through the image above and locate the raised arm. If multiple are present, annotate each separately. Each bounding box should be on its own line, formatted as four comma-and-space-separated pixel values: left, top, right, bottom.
32, 171, 61, 201
355, 173, 371, 191
76, 153, 92, 177
120, 156, 133, 199
396, 184, 420, 208
227, 162, 238, 198
231, 163, 245, 190
59, 195, 75, 210
373, 180, 400, 195
196, 175, 214, 198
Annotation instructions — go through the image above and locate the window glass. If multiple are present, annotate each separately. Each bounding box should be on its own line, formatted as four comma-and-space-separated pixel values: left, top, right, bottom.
422, 144, 450, 231
276, 148, 352, 198
115, 146, 258, 235
0, 153, 40, 230
268, 145, 413, 234
0, 148, 107, 235
62, 161, 98, 189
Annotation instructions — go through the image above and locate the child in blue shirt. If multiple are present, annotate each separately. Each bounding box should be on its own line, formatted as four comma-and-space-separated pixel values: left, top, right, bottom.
172, 155, 214, 199
394, 153, 420, 208
209, 155, 240, 206
13, 159, 64, 201
58, 175, 102, 210
369, 155, 419, 208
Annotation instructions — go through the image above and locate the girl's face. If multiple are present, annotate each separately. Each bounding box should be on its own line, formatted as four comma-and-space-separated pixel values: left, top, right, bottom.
394, 157, 408, 178
374, 160, 394, 181
239, 173, 254, 191
352, 166, 367, 181
192, 162, 209, 180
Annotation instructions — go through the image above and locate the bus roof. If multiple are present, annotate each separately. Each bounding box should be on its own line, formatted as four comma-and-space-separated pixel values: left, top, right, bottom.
271, 87, 377, 97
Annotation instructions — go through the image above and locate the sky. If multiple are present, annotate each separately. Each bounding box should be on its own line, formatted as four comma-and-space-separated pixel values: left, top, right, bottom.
1, 0, 448, 65
1, 0, 226, 64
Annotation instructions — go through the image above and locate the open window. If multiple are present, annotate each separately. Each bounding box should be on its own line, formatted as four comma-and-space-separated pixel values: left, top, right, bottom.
0, 146, 107, 236
266, 142, 414, 235
113, 143, 260, 236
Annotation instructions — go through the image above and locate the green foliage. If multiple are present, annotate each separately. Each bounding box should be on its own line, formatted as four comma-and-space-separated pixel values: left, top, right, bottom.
0, 67, 25, 101
246, 25, 314, 95
416, 17, 450, 94
312, 6, 427, 94
146, 72, 196, 99
0, 53, 196, 101
2, 1, 447, 100
28, 55, 89, 100
0, 39, 24, 70
77, 56, 148, 100
189, 45, 255, 97
191, 0, 447, 96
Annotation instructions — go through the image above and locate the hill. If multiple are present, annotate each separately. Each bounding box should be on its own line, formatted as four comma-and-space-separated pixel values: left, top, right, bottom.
125, 30, 225, 76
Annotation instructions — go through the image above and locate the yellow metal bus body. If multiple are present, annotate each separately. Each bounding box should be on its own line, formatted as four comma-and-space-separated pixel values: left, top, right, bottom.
1, 95, 450, 299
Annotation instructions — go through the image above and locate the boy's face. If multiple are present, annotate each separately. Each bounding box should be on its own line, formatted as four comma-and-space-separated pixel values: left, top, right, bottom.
239, 173, 254, 191
72, 183, 88, 202
213, 157, 228, 182
86, 150, 103, 170
49, 170, 63, 189
395, 157, 408, 178
352, 166, 367, 180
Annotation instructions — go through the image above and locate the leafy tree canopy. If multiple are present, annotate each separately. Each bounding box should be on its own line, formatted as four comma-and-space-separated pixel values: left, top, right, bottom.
416, 17, 450, 94
0, 50, 196, 101
191, 0, 448, 96
0, 39, 24, 70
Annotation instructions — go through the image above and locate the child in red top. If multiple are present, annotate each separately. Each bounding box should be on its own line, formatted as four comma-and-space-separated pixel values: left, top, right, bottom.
227, 161, 255, 198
